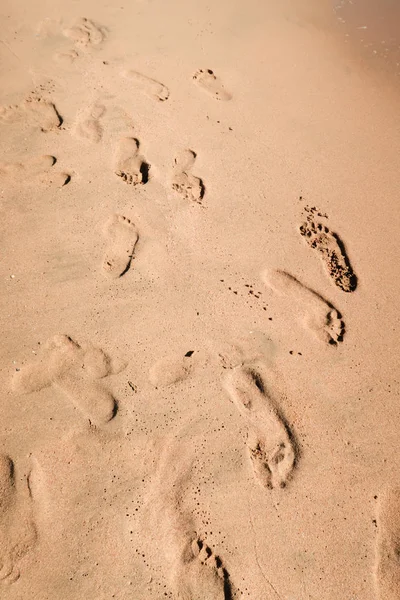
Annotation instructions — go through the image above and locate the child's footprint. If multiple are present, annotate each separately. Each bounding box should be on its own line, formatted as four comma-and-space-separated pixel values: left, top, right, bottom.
171, 149, 204, 203
224, 366, 297, 489
114, 137, 149, 185
102, 214, 139, 278
299, 220, 357, 292
192, 69, 232, 101
74, 103, 105, 143
262, 269, 345, 345
375, 487, 400, 600
0, 455, 37, 584
120, 69, 169, 102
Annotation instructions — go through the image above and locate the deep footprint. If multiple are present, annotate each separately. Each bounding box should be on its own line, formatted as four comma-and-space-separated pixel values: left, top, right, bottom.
102, 214, 139, 278
171, 149, 204, 203
299, 220, 357, 292
121, 69, 169, 102
224, 366, 296, 489
192, 69, 232, 101
262, 269, 345, 345
0, 455, 37, 584
114, 137, 149, 185
375, 487, 400, 600
12, 335, 117, 425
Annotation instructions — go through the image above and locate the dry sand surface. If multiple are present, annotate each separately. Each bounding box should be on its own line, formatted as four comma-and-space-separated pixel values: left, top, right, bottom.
0, 0, 399, 598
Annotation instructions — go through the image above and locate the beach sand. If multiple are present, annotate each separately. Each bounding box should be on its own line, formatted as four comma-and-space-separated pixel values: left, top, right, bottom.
0, 0, 399, 598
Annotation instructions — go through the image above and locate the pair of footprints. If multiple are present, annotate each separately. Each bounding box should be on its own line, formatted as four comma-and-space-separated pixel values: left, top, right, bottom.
111, 136, 205, 204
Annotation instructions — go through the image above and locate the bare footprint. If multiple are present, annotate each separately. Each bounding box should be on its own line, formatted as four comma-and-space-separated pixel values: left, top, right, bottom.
175, 537, 227, 600
102, 214, 139, 278
0, 455, 37, 584
262, 269, 345, 345
149, 353, 194, 387
121, 69, 169, 102
12, 335, 118, 425
299, 220, 357, 292
171, 149, 204, 203
224, 366, 296, 489
74, 103, 105, 143
114, 137, 149, 185
0, 96, 62, 132
375, 487, 400, 600
147, 442, 230, 599
0, 155, 70, 188
192, 69, 232, 101
63, 18, 105, 48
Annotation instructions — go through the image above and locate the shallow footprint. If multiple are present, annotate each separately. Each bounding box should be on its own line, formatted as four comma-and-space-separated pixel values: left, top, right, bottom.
74, 103, 105, 143
12, 335, 117, 426
149, 353, 194, 387
0, 96, 62, 132
299, 220, 357, 292
224, 366, 296, 489
0, 155, 70, 188
262, 269, 345, 345
375, 487, 400, 600
0, 455, 37, 584
121, 69, 169, 102
114, 137, 149, 185
193, 69, 232, 101
63, 17, 105, 47
171, 149, 204, 203
102, 214, 139, 278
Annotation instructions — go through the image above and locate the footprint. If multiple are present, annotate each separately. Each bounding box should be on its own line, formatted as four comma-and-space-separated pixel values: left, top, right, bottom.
224, 366, 296, 489
262, 269, 345, 345
12, 335, 118, 426
147, 442, 231, 599
299, 220, 357, 292
192, 69, 232, 101
74, 103, 105, 143
0, 96, 62, 132
171, 149, 204, 203
0, 455, 37, 584
375, 487, 400, 600
175, 536, 228, 600
102, 214, 139, 278
114, 137, 149, 185
0, 155, 70, 188
149, 353, 194, 387
63, 18, 105, 48
120, 69, 169, 102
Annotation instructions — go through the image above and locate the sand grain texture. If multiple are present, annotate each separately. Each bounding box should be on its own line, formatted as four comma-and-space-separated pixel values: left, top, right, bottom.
0, 0, 399, 598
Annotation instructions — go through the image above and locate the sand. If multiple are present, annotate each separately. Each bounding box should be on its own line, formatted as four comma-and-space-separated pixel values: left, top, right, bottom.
0, 0, 399, 598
